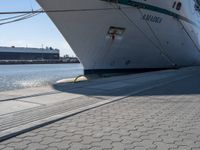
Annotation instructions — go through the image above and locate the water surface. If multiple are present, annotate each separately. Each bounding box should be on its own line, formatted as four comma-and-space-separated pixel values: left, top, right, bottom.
0, 64, 83, 92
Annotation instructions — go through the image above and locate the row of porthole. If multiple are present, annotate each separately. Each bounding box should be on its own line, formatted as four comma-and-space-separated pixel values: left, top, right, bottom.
172, 1, 182, 11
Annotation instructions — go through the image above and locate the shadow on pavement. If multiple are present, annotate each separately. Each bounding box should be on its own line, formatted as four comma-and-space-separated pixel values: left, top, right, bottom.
52, 72, 200, 97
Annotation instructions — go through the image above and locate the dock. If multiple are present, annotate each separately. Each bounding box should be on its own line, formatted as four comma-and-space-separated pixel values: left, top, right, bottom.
0, 67, 200, 150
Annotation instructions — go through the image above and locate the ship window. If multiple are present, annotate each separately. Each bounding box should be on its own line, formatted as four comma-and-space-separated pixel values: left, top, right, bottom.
176, 2, 182, 10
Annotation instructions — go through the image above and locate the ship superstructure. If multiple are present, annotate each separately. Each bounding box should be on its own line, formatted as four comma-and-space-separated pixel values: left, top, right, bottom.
37, 0, 200, 74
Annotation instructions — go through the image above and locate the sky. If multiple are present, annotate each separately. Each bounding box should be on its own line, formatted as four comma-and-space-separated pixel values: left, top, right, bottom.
0, 0, 75, 56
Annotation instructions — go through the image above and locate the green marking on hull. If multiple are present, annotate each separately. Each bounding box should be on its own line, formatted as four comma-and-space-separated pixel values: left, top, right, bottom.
102, 0, 199, 28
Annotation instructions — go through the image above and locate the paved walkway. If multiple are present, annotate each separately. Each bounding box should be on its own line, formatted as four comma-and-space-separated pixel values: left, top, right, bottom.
0, 67, 200, 150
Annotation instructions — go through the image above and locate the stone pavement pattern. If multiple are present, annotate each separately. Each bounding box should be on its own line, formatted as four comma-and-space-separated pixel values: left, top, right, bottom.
1, 68, 200, 150
1, 94, 200, 150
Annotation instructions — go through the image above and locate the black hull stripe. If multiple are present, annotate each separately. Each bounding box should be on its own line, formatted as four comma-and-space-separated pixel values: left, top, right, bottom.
84, 68, 176, 75
103, 0, 199, 28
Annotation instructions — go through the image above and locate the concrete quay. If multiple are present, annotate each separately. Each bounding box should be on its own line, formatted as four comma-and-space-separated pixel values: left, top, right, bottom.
0, 67, 200, 150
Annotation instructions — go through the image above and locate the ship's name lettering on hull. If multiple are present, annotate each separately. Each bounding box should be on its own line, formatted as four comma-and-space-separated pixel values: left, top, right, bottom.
142, 14, 163, 23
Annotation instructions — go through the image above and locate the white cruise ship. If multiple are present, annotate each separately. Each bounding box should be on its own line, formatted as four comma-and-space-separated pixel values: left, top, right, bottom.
37, 0, 200, 75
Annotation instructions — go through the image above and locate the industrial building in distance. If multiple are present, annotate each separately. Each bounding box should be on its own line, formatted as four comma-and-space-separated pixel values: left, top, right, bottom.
0, 46, 59, 60
0, 46, 79, 64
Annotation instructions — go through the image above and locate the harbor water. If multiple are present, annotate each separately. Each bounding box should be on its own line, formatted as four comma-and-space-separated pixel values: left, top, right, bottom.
0, 64, 83, 92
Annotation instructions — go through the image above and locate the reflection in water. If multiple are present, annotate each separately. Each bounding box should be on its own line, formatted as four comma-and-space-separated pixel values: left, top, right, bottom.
0, 64, 83, 92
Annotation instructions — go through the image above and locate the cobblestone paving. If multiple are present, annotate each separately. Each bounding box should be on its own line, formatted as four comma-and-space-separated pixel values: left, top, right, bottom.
1, 93, 200, 150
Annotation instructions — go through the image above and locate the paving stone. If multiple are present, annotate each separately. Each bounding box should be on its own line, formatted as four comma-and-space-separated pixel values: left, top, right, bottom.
25, 135, 44, 143
40, 136, 62, 145
133, 146, 146, 150
161, 135, 178, 144
170, 146, 192, 150
89, 147, 102, 150
26, 143, 48, 150
1, 147, 14, 150
121, 136, 135, 144
104, 134, 122, 142
81, 135, 101, 145
0, 145, 6, 149
40, 129, 57, 137
49, 141, 71, 149
139, 140, 157, 149
67, 134, 83, 143
154, 142, 177, 150
68, 142, 92, 150
91, 140, 113, 149
4, 140, 31, 149
47, 147, 58, 150
192, 148, 200, 150
112, 142, 130, 150
54, 131, 67, 139
1, 138, 23, 144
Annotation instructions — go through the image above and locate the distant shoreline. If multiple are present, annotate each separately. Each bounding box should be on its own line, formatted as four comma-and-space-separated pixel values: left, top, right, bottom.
0, 60, 80, 65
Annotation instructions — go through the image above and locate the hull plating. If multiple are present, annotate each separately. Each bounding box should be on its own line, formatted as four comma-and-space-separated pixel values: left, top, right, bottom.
37, 0, 200, 73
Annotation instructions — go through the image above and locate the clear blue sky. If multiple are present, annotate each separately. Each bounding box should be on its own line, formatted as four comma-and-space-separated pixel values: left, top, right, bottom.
0, 0, 75, 56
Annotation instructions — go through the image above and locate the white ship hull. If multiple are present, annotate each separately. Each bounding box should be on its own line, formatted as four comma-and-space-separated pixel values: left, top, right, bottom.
37, 0, 200, 74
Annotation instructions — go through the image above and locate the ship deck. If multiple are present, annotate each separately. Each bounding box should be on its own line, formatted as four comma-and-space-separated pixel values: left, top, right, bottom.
0, 67, 200, 149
